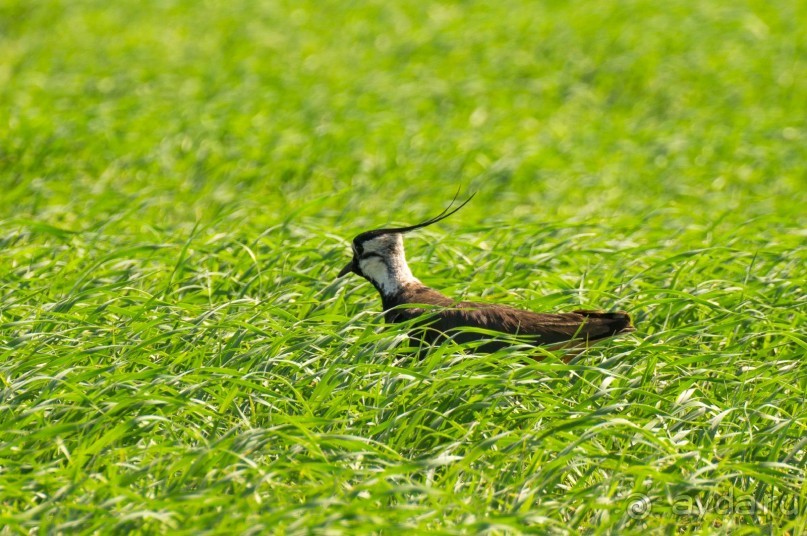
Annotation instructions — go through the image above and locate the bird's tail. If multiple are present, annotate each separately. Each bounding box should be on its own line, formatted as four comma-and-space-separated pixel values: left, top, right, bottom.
572, 310, 635, 339
536, 310, 635, 362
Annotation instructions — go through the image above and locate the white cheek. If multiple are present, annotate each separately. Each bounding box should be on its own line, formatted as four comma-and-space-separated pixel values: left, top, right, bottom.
360, 258, 389, 283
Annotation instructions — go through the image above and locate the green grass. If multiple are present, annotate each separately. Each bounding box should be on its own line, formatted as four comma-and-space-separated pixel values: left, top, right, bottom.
1, 0, 806, 533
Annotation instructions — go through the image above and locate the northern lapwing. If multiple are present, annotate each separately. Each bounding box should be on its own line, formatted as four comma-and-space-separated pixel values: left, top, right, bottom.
338, 194, 635, 359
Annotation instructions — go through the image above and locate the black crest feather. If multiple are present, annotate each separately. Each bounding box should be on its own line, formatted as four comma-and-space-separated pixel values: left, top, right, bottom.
355, 190, 476, 243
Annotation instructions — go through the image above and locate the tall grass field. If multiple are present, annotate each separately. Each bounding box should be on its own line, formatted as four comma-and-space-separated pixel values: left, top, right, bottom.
1, 0, 805, 533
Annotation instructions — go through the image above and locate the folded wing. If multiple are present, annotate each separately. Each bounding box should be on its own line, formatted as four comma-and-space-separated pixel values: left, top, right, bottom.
434, 304, 633, 344
385, 284, 634, 350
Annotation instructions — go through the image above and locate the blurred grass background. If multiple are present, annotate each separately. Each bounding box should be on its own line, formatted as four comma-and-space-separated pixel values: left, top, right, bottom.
1, 0, 805, 533
3, 0, 804, 227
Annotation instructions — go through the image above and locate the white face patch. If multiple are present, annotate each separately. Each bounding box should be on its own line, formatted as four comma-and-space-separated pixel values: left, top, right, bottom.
356, 234, 418, 295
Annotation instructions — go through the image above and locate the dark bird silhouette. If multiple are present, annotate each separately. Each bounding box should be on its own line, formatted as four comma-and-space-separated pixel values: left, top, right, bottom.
338, 194, 634, 360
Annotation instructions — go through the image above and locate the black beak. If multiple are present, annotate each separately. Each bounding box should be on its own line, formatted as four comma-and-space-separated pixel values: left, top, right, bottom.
337, 260, 355, 278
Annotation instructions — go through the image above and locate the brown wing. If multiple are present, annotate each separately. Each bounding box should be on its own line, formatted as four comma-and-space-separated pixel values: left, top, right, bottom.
431, 303, 633, 344
385, 284, 633, 350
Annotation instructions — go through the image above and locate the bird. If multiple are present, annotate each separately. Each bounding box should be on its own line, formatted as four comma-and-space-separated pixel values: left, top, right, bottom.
337, 194, 635, 360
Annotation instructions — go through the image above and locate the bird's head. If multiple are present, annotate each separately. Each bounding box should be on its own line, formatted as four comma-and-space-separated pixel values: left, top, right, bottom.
338, 192, 476, 296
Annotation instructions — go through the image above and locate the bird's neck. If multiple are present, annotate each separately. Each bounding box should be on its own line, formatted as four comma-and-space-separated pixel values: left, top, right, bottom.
379, 276, 425, 312
365, 254, 421, 303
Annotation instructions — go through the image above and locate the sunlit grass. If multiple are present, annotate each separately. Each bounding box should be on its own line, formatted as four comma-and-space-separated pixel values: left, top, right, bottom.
1, 0, 805, 533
